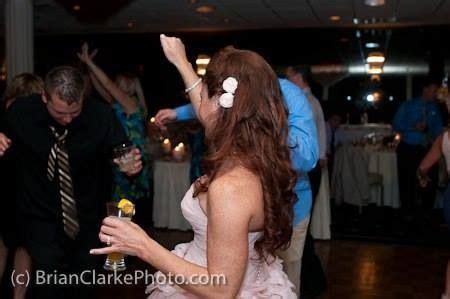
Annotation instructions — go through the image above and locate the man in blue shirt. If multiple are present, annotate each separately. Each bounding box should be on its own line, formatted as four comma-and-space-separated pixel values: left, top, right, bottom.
155, 78, 318, 296
393, 78, 443, 217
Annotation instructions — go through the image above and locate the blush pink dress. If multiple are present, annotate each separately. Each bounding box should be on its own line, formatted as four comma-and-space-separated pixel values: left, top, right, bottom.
146, 185, 296, 298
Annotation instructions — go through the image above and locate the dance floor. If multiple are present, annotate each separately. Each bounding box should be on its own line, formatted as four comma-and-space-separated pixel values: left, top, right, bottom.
95, 229, 449, 299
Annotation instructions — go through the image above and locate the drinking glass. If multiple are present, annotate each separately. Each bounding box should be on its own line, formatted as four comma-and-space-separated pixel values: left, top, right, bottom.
113, 143, 137, 173
103, 201, 135, 271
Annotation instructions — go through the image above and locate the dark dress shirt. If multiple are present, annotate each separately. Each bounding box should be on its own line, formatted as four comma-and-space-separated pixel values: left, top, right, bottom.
3, 94, 127, 248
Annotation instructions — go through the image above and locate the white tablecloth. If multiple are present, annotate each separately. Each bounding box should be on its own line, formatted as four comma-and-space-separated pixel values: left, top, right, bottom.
367, 149, 400, 208
310, 168, 331, 240
335, 124, 393, 145
153, 160, 192, 230
332, 145, 400, 209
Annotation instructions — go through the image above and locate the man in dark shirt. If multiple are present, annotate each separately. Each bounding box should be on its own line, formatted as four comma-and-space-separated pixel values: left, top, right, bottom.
0, 66, 142, 299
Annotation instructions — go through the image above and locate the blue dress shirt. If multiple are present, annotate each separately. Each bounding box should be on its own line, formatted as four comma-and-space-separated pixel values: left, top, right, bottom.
393, 98, 443, 146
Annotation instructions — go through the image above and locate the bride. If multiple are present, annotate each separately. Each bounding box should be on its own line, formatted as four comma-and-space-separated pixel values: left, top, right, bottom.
90, 34, 297, 298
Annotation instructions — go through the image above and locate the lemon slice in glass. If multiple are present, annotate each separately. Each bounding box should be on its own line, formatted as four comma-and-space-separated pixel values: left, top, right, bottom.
117, 198, 135, 216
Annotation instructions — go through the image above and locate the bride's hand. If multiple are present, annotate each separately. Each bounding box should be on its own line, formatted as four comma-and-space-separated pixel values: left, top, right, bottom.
160, 34, 189, 68
90, 216, 151, 258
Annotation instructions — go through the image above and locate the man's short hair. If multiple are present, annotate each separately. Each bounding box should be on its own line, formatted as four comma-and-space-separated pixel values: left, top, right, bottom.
289, 65, 313, 85
45, 66, 85, 104
422, 76, 441, 89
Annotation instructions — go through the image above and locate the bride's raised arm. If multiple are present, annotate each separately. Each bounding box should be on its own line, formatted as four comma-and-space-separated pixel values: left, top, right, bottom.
160, 34, 203, 118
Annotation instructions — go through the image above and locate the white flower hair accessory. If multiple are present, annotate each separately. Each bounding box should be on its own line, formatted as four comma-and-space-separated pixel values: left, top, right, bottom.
218, 77, 238, 108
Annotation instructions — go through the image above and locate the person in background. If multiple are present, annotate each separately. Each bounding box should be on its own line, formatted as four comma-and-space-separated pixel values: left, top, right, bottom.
325, 112, 342, 177
0, 66, 142, 299
154, 62, 318, 297
285, 65, 327, 298
393, 78, 444, 225
326, 113, 342, 156
417, 94, 450, 299
0, 73, 43, 299
77, 43, 151, 226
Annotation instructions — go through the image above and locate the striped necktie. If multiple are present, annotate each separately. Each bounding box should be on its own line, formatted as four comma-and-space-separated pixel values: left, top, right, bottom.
47, 126, 80, 239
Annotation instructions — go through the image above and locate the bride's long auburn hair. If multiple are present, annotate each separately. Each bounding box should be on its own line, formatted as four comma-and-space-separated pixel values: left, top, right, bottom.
200, 46, 298, 259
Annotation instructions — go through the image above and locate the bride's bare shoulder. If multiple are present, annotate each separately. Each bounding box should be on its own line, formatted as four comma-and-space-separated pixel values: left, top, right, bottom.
208, 166, 262, 208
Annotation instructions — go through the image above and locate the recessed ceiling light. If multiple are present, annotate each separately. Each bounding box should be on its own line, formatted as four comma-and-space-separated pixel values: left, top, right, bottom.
330, 15, 341, 22
365, 42, 380, 48
353, 18, 359, 25
196, 5, 215, 14
365, 0, 385, 7
73, 4, 81, 11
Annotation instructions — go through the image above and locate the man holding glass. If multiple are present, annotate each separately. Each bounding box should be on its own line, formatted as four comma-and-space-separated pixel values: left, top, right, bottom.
0, 66, 142, 299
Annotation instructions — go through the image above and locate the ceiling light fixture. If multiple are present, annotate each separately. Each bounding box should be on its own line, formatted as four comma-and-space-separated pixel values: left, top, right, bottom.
196, 5, 215, 14
368, 67, 383, 74
196, 54, 211, 76
364, 0, 385, 7
196, 57, 211, 65
353, 18, 359, 25
330, 15, 341, 22
197, 68, 206, 76
365, 42, 380, 49
73, 4, 81, 11
367, 52, 385, 63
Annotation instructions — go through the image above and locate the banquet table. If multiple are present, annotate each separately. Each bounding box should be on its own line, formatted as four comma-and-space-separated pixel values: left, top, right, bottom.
335, 124, 393, 146
153, 160, 192, 230
332, 145, 400, 209
366, 148, 400, 208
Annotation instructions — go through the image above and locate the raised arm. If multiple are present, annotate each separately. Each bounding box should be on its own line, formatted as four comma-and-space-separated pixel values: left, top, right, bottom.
78, 43, 137, 114
89, 72, 113, 104
160, 35, 202, 118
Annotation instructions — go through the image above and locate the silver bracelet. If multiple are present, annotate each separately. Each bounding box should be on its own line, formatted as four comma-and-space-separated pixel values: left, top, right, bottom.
184, 78, 202, 94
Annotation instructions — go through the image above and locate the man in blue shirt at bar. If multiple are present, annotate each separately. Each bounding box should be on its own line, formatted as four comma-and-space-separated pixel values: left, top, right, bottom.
393, 77, 443, 221
155, 78, 318, 297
